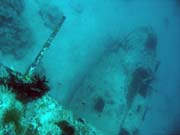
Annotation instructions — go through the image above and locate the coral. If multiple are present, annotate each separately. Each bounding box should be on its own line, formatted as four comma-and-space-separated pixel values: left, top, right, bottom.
11, 74, 50, 102
0, 84, 102, 135
0, 65, 50, 102
24, 95, 103, 135
2, 108, 24, 135
0, 85, 24, 135
23, 125, 39, 135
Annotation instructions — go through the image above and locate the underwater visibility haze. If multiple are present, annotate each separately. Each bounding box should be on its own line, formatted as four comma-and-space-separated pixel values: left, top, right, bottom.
0, 0, 180, 135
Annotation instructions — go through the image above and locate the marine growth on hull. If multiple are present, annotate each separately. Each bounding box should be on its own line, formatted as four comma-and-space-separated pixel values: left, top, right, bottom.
68, 27, 158, 135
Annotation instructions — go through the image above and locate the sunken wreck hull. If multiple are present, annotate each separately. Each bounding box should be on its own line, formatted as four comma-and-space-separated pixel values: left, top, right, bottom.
67, 27, 158, 135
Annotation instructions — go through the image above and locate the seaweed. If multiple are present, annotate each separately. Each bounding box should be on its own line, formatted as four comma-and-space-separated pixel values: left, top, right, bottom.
7, 73, 49, 102
0, 65, 50, 102
56, 120, 75, 135
2, 108, 24, 135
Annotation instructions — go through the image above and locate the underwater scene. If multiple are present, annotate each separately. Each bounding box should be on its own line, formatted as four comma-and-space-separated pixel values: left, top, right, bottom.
0, 0, 180, 135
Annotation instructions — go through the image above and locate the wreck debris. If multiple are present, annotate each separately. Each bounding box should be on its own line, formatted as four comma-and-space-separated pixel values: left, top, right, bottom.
67, 26, 157, 135
0, 15, 65, 102
25, 15, 66, 77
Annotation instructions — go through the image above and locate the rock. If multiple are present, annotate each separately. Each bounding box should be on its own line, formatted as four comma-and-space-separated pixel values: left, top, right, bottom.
0, 83, 103, 135
0, 0, 24, 16
0, 0, 33, 59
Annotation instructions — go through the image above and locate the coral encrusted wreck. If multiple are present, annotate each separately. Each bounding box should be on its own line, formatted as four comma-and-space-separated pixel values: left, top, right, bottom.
0, 66, 102, 135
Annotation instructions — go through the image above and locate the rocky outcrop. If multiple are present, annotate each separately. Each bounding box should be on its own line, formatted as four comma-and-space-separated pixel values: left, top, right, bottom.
0, 0, 34, 59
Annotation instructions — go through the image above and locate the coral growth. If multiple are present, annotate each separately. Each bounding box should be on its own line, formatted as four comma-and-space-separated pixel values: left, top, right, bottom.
0, 85, 24, 135
0, 70, 50, 102
0, 85, 102, 135
2, 108, 24, 135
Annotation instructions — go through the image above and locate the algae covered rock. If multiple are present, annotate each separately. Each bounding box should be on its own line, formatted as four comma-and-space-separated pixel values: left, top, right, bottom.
23, 95, 102, 135
0, 84, 102, 135
0, 85, 25, 135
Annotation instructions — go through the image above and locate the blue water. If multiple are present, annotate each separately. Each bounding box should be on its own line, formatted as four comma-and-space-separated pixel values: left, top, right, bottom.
0, 0, 180, 135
